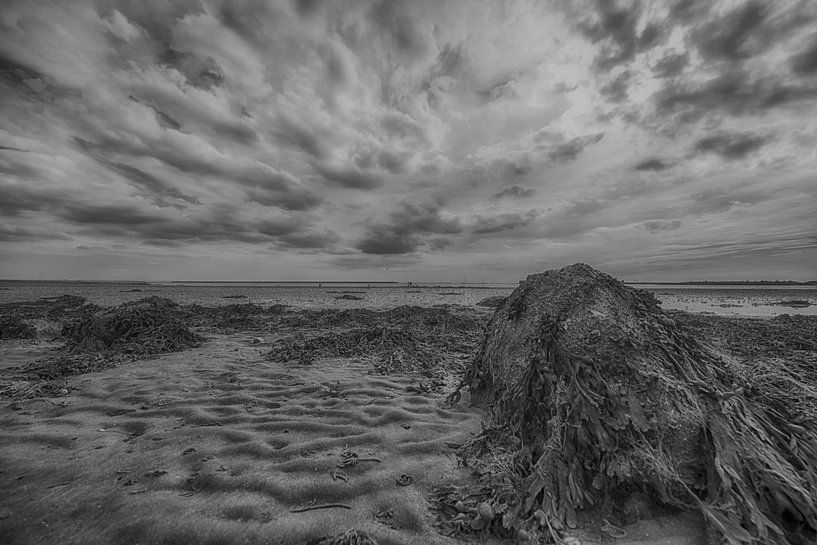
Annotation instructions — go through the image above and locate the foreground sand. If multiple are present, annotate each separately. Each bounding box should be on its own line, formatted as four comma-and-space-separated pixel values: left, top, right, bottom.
1, 333, 706, 544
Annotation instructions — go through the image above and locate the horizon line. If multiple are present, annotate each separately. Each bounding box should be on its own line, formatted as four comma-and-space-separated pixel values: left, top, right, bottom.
1, 279, 815, 285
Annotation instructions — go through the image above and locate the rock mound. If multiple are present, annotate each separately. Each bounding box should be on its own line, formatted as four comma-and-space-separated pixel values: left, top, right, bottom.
455, 263, 817, 545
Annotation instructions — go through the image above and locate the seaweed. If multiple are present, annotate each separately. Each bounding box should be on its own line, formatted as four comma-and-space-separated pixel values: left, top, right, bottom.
451, 264, 817, 545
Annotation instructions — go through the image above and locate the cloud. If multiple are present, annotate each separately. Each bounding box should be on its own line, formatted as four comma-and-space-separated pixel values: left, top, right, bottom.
643, 219, 682, 232
472, 211, 535, 234
356, 231, 420, 255
633, 158, 672, 171
356, 201, 462, 255
0, 144, 29, 152
98, 160, 200, 207
599, 71, 631, 102
492, 186, 535, 200
1, 0, 815, 281
271, 116, 330, 160
693, 132, 770, 159
654, 70, 817, 123
652, 52, 688, 79
0, 223, 71, 242
276, 230, 340, 250
693, 1, 769, 62
316, 165, 383, 190
790, 33, 817, 75
575, 0, 663, 71
244, 186, 322, 211
547, 133, 605, 163
687, 187, 769, 215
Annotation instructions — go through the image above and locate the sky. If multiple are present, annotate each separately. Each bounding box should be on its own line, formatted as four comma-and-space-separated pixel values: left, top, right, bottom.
1, 0, 816, 282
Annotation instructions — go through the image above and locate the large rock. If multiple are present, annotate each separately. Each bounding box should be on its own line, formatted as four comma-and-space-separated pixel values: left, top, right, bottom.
457, 264, 816, 545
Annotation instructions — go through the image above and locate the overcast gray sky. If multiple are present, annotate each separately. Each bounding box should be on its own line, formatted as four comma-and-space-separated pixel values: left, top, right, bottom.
1, 0, 815, 281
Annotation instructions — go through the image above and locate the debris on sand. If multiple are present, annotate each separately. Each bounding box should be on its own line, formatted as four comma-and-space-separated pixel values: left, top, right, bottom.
447, 263, 817, 545
62, 297, 203, 356
267, 306, 485, 379
0, 295, 99, 342
771, 299, 811, 308
475, 296, 506, 308
0, 315, 37, 339
302, 529, 377, 545
13, 297, 205, 383
334, 294, 363, 300
182, 302, 287, 332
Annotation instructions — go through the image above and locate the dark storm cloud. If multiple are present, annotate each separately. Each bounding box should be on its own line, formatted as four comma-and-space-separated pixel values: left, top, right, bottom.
0, 183, 62, 216
472, 212, 534, 234
492, 186, 535, 200
101, 160, 200, 206
272, 117, 330, 160
356, 202, 462, 255
376, 151, 409, 174
60, 203, 163, 226
379, 114, 429, 146
244, 186, 322, 211
652, 52, 688, 79
0, 145, 30, 153
599, 71, 631, 102
643, 219, 682, 232
152, 107, 183, 130
316, 165, 383, 190
633, 158, 671, 171
67, 203, 314, 245
0, 54, 43, 85
356, 231, 419, 255
791, 34, 817, 75
575, 1, 663, 71
74, 136, 317, 211
693, 132, 769, 159
693, 1, 769, 62
547, 133, 605, 162
654, 70, 817, 121
276, 230, 341, 250
0, 175, 323, 246
368, 1, 430, 62
73, 136, 222, 179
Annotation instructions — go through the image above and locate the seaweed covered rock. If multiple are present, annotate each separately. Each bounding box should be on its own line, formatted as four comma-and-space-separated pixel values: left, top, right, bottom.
63, 297, 204, 355
455, 264, 817, 545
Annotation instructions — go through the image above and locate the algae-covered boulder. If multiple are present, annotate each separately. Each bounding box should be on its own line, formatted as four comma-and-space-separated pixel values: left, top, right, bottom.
456, 264, 817, 545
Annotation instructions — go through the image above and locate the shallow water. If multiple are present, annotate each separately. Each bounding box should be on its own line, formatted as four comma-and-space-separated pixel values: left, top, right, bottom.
0, 281, 815, 317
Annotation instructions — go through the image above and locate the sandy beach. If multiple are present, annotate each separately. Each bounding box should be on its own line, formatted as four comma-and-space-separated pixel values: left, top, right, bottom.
1, 291, 814, 545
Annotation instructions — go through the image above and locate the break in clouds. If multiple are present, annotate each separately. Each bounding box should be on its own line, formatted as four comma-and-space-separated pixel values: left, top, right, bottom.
1, 0, 816, 281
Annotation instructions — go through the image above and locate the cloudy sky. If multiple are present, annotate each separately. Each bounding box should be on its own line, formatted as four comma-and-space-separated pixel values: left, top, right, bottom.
1, 0, 815, 282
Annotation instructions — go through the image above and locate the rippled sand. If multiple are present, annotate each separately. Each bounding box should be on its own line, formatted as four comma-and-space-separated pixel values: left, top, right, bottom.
1, 333, 707, 544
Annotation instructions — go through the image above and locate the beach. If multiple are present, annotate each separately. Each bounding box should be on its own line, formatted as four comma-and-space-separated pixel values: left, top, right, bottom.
1, 286, 815, 545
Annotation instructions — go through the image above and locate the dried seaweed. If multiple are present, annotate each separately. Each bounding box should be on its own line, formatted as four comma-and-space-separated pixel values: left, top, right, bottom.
266, 306, 484, 378
0, 315, 37, 339
7, 297, 206, 384
453, 264, 817, 545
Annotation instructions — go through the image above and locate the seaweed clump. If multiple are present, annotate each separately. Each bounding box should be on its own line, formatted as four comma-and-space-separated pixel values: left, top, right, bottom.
62, 296, 204, 356
267, 306, 484, 378
0, 315, 37, 340
449, 263, 817, 545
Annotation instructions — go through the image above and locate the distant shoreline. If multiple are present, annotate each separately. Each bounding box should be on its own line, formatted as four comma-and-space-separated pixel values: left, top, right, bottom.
1, 279, 815, 286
